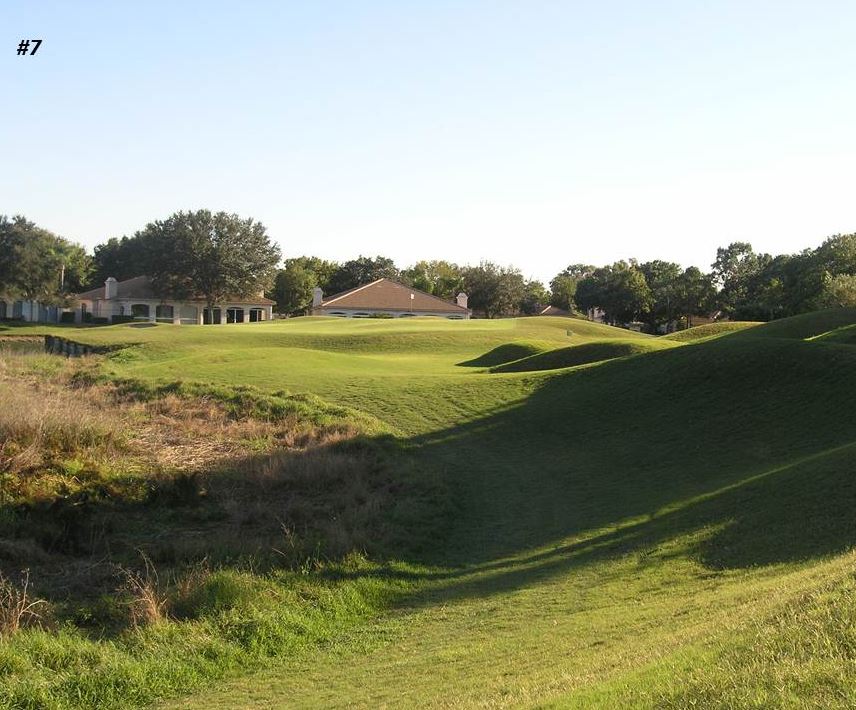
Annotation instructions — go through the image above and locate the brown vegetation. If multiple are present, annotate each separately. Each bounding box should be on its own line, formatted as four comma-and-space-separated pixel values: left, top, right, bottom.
0, 347, 399, 635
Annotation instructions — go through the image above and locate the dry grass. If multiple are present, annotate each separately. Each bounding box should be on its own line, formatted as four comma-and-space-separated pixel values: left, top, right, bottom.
120, 553, 171, 627
0, 570, 47, 637
0, 348, 396, 628
0, 382, 119, 472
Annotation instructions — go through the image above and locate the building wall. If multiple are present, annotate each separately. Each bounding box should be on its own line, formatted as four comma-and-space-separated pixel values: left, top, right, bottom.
0, 300, 64, 323
80, 298, 273, 324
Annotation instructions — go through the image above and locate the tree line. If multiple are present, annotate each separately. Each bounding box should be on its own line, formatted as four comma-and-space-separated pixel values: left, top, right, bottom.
2, 210, 855, 327
266, 236, 856, 327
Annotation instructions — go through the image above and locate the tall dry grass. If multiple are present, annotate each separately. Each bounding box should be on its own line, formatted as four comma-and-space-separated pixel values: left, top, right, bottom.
0, 570, 47, 637
0, 383, 118, 474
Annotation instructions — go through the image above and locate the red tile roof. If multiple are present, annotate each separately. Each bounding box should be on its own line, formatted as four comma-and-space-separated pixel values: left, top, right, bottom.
319, 279, 468, 314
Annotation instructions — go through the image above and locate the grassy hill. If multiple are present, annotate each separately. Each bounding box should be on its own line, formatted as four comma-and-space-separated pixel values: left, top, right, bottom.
1, 311, 855, 708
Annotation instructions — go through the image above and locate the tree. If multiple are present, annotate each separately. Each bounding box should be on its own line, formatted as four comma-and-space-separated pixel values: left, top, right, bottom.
400, 260, 463, 300
819, 273, 856, 308
0, 215, 91, 305
638, 260, 682, 330
574, 262, 652, 325
461, 262, 525, 318
326, 256, 399, 294
272, 256, 338, 315
140, 210, 281, 324
605, 263, 653, 324
674, 267, 715, 327
549, 264, 594, 312
711, 242, 768, 317
90, 235, 157, 286
520, 279, 550, 315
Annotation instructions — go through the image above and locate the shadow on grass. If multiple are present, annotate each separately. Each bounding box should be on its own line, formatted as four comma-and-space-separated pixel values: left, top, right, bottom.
328, 332, 856, 609
456, 341, 548, 367
4, 325, 856, 632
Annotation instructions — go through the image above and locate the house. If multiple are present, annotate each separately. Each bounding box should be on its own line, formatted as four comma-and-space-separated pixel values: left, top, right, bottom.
0, 299, 65, 323
312, 278, 470, 319
74, 276, 275, 324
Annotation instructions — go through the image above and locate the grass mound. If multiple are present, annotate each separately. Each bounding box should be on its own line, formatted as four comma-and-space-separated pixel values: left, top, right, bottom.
458, 340, 552, 367
808, 322, 856, 345
731, 308, 856, 340
5, 309, 856, 708
663, 321, 760, 342
489, 338, 676, 373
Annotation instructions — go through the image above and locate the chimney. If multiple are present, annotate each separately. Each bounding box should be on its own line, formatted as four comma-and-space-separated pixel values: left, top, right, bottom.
105, 277, 118, 300
456, 292, 468, 309
312, 287, 324, 307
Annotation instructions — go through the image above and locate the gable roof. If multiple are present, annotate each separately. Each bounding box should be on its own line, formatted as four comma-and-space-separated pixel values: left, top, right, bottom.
76, 276, 275, 305
320, 278, 468, 314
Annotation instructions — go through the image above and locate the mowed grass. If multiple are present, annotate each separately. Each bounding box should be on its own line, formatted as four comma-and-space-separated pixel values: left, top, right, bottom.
4, 311, 856, 708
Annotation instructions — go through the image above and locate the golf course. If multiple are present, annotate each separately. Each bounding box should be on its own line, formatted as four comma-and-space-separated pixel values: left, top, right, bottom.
1, 311, 855, 708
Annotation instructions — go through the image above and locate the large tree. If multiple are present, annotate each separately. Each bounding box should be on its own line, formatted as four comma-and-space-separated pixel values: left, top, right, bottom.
549, 264, 594, 312
674, 267, 716, 327
326, 256, 399, 294
711, 242, 770, 317
638, 260, 682, 330
461, 262, 525, 318
272, 256, 338, 315
90, 234, 157, 286
141, 210, 281, 324
575, 262, 652, 325
0, 215, 91, 304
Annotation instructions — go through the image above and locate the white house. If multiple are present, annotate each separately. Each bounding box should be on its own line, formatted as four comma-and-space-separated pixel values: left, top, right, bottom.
75, 276, 275, 324
0, 299, 64, 323
311, 278, 470, 319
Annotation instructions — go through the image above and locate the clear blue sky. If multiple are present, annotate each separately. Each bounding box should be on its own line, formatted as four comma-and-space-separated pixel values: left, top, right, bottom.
3, 1, 856, 283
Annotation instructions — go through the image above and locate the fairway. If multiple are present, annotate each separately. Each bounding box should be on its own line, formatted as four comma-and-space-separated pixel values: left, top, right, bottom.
2, 312, 855, 708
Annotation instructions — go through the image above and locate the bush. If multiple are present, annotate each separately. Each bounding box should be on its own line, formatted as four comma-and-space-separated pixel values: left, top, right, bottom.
60, 312, 76, 323
111, 315, 135, 324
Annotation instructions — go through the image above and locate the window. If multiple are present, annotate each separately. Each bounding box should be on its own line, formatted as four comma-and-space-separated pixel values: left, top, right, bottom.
156, 304, 174, 322
203, 307, 221, 324
180, 305, 198, 324
131, 303, 150, 319
226, 307, 245, 323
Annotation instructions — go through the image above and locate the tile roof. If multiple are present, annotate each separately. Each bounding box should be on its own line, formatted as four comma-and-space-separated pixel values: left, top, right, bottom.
76, 276, 275, 305
320, 278, 468, 313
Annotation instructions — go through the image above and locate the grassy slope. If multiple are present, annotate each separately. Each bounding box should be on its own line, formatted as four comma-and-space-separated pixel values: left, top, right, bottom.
6, 312, 856, 708
489, 338, 676, 373
662, 321, 761, 341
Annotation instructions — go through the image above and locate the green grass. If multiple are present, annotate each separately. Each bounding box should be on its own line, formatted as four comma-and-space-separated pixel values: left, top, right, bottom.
489, 338, 676, 373
3, 310, 856, 708
662, 321, 761, 341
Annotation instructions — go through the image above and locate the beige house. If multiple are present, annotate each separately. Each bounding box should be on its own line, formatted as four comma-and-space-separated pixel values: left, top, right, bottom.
312, 278, 470, 319
75, 276, 275, 324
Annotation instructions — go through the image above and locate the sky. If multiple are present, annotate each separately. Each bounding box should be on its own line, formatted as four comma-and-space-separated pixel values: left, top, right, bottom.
3, 1, 856, 283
